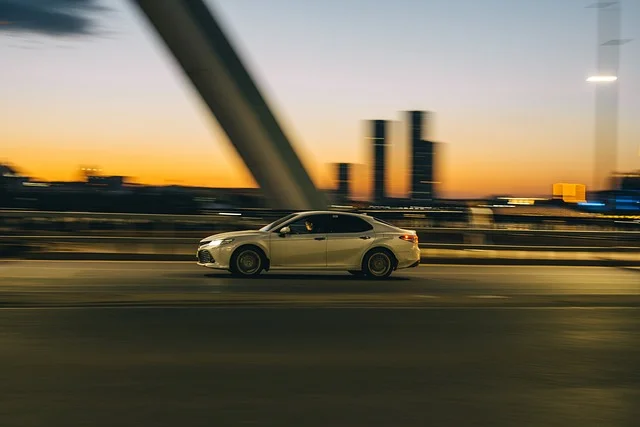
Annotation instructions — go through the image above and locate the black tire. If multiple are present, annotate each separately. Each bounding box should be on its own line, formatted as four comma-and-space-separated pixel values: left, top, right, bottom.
348, 270, 365, 277
230, 246, 265, 277
362, 249, 394, 279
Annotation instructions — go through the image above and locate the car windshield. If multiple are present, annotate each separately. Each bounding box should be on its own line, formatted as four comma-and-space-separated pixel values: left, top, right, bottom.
259, 213, 299, 232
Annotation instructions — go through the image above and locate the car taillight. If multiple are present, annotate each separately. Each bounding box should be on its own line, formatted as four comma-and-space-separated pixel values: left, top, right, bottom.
399, 234, 418, 243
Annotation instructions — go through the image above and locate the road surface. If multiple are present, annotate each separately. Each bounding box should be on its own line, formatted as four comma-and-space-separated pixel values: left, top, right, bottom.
1, 262, 640, 426
0, 261, 639, 307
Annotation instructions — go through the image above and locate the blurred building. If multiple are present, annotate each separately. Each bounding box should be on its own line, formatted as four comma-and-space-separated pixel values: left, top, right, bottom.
408, 111, 437, 204
0, 161, 271, 212
0, 163, 30, 190
552, 183, 587, 203
0, 164, 18, 176
87, 175, 127, 190
335, 162, 351, 202
613, 171, 640, 191
581, 171, 640, 213
371, 120, 388, 204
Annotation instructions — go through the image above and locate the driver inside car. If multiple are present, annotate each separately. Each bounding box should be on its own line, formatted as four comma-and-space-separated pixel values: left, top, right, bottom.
305, 220, 314, 233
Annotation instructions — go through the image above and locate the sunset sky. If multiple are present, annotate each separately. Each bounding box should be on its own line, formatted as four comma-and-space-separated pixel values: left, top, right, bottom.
1, 0, 639, 199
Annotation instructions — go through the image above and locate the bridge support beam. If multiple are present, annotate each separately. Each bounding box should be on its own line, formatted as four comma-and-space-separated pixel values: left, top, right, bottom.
131, 0, 326, 210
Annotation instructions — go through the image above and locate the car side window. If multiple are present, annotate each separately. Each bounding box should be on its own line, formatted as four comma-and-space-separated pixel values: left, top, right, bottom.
330, 215, 373, 233
287, 214, 330, 234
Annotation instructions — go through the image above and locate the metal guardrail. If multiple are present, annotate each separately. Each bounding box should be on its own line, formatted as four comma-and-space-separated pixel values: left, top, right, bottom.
0, 209, 468, 222
1, 208, 637, 223
0, 210, 263, 221
1, 210, 639, 239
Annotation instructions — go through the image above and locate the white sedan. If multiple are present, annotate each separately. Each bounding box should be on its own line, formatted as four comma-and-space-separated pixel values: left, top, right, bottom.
196, 211, 420, 278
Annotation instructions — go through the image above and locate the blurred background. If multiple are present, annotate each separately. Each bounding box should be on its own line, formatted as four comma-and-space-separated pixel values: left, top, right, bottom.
1, 0, 639, 260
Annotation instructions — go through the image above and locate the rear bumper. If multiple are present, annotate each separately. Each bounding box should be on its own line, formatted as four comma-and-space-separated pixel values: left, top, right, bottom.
407, 260, 420, 268
396, 246, 421, 269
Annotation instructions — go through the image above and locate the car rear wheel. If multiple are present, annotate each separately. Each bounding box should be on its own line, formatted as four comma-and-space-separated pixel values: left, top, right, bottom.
230, 246, 264, 277
363, 249, 394, 279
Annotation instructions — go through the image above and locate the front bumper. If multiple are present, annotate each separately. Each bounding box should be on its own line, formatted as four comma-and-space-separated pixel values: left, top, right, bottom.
196, 244, 233, 269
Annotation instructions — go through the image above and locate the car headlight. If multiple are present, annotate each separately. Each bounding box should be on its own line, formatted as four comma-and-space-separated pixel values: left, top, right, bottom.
205, 238, 234, 248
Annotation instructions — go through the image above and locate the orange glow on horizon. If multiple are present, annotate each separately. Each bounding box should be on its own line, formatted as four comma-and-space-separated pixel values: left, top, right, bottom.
5, 109, 636, 199
8, 149, 585, 199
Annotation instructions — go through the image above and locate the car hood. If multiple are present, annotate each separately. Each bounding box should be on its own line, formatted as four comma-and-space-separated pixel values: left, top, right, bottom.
200, 230, 265, 243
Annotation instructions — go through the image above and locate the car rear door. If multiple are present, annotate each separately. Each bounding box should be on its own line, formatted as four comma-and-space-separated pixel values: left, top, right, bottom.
326, 214, 375, 269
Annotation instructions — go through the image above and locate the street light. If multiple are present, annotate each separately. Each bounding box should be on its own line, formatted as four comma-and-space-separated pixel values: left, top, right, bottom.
586, 75, 618, 82
585, 1, 631, 191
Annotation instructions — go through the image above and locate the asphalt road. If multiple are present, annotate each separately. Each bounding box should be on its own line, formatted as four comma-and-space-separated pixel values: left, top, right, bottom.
0, 261, 639, 307
1, 263, 640, 426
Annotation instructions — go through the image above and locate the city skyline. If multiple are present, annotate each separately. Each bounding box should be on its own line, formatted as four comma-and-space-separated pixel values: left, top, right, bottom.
2, 0, 640, 199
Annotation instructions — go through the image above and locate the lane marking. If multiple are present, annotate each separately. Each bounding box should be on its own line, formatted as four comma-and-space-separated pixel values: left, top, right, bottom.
468, 295, 510, 299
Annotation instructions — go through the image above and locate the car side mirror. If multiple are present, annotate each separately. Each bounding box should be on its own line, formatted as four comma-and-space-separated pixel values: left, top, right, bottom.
279, 226, 291, 236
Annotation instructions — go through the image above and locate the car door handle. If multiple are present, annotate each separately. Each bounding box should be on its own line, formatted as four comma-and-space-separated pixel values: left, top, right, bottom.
314, 236, 326, 241
359, 236, 371, 240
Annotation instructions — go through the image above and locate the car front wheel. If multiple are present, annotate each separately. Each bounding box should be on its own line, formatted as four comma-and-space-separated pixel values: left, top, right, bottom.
230, 246, 264, 277
363, 249, 394, 279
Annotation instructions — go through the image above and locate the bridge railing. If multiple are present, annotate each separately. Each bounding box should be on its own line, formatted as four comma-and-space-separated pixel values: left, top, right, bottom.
0, 209, 638, 238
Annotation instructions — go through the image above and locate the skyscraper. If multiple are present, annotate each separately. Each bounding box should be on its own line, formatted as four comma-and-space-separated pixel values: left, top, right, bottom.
371, 120, 387, 204
336, 162, 351, 202
409, 111, 436, 203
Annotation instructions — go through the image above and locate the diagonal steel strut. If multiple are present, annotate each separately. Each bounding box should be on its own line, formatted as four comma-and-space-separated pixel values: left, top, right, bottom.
131, 0, 326, 210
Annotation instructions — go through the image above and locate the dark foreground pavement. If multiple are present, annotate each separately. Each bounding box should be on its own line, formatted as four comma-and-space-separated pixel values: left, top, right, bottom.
1, 263, 640, 426
1, 307, 640, 427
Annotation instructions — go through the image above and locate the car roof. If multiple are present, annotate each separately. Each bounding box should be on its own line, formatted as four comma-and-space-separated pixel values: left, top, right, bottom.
296, 210, 367, 218
286, 211, 401, 231
296, 211, 390, 226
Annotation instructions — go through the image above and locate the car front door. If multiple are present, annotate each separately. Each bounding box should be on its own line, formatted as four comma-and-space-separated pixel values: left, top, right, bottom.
326, 214, 376, 269
269, 214, 330, 268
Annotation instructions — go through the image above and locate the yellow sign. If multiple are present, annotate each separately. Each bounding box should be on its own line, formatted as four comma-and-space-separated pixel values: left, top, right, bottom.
553, 183, 586, 203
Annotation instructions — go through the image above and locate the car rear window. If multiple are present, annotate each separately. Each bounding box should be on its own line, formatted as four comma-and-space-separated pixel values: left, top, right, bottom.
330, 215, 373, 233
